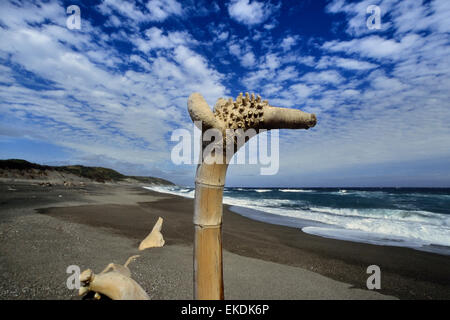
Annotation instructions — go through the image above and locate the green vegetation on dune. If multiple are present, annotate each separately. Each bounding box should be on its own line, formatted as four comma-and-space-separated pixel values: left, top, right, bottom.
60, 165, 125, 182
0, 159, 46, 171
0, 159, 174, 185
127, 175, 175, 185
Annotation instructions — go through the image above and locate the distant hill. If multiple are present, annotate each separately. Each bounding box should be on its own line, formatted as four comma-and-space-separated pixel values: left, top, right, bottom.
0, 159, 174, 185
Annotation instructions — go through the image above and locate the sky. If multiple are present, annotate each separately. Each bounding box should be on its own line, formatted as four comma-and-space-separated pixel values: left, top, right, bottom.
0, 0, 449, 187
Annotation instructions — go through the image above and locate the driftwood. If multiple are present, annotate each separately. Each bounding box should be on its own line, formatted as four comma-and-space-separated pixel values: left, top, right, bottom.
78, 255, 149, 300
188, 92, 317, 300
139, 217, 165, 250
78, 217, 165, 300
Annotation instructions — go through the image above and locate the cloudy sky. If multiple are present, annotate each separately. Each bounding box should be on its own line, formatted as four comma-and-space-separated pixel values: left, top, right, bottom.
0, 0, 449, 187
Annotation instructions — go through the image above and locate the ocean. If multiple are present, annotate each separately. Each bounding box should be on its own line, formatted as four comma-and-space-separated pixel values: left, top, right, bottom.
144, 185, 450, 256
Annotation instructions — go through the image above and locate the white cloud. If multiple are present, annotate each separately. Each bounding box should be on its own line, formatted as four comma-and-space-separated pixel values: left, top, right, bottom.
262, 53, 280, 69
0, 0, 65, 28
390, 0, 450, 34
342, 89, 359, 96
227, 0, 278, 26
274, 51, 450, 178
98, 0, 148, 22
280, 35, 299, 51
301, 70, 343, 85
106, 15, 122, 27
289, 83, 314, 99
323, 34, 424, 60
277, 66, 299, 82
229, 43, 241, 56
237, 0, 450, 180
145, 0, 183, 21
1, 0, 449, 186
326, 0, 395, 36
369, 72, 406, 91
326, 0, 450, 36
263, 22, 277, 30
208, 23, 232, 43
317, 56, 377, 70
217, 31, 229, 41
241, 52, 256, 67
133, 27, 196, 52
0, 1, 226, 171
228, 38, 257, 68
184, 0, 221, 17
242, 68, 270, 89
98, 0, 183, 24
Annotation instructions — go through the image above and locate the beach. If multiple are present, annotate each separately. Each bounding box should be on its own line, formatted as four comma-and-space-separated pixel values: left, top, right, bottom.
1, 181, 449, 300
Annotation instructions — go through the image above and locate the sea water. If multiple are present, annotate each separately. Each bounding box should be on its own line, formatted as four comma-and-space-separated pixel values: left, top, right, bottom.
144, 185, 450, 255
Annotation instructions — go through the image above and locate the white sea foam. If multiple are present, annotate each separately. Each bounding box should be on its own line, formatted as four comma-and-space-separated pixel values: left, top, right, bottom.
302, 227, 433, 249
257, 206, 450, 247
279, 189, 314, 193
144, 185, 195, 199
403, 193, 450, 200
143, 185, 450, 250
329, 190, 386, 198
308, 206, 450, 226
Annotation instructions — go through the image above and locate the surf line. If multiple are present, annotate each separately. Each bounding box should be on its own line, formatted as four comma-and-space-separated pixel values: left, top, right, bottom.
181, 304, 216, 318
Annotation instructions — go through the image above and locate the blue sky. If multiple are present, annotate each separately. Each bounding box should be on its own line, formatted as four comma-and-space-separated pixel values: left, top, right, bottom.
0, 0, 449, 187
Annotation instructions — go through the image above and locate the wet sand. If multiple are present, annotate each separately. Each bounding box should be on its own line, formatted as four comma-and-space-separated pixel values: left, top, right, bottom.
1, 181, 449, 299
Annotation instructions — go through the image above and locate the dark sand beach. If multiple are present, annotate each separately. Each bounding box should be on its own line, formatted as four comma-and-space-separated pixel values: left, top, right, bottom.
0, 181, 449, 299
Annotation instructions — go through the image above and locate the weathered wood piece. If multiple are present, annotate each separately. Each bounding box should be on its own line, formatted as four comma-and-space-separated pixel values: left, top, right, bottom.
188, 92, 317, 300
139, 217, 165, 250
78, 217, 166, 300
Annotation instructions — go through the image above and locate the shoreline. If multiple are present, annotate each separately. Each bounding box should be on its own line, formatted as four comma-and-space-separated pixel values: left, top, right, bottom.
228, 205, 450, 257
1, 181, 449, 299
144, 185, 450, 257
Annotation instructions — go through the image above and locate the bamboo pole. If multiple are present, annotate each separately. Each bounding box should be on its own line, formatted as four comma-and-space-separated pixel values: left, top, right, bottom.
193, 162, 227, 299
188, 92, 316, 300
